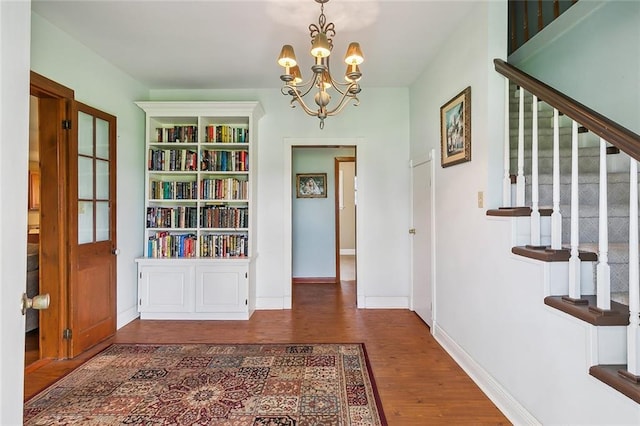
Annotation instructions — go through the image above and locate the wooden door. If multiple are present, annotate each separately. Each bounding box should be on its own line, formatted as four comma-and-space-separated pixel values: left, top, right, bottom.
411, 155, 433, 326
67, 101, 117, 357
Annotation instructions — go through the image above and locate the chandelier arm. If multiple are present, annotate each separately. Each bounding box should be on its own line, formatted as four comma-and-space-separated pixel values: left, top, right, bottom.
287, 87, 321, 117
324, 88, 361, 117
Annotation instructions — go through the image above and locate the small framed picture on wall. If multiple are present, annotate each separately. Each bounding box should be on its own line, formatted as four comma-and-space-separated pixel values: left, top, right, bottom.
440, 86, 471, 167
296, 173, 327, 198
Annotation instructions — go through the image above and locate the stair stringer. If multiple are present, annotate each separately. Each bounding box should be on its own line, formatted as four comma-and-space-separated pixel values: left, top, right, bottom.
435, 214, 639, 423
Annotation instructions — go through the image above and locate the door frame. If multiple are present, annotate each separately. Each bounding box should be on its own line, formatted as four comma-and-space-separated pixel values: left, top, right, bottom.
30, 72, 74, 361
283, 138, 362, 309
334, 156, 356, 283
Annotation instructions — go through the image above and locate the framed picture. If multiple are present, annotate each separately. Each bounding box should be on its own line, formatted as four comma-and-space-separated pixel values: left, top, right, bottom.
440, 86, 471, 167
296, 173, 327, 198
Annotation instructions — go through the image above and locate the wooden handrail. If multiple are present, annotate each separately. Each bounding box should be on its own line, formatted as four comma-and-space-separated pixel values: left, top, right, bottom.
495, 58, 640, 162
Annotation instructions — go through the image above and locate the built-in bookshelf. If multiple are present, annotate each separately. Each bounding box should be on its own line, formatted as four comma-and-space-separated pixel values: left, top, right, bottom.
134, 101, 263, 320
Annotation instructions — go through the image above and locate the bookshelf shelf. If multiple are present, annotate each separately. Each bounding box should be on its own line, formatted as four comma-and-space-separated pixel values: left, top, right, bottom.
135, 101, 263, 320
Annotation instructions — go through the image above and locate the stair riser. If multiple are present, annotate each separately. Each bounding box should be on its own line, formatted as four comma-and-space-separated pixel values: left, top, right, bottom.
512, 155, 600, 175
527, 181, 633, 207
560, 217, 631, 244
509, 132, 600, 148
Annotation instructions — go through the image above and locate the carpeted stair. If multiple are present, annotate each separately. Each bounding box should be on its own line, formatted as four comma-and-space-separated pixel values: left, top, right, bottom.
510, 85, 634, 304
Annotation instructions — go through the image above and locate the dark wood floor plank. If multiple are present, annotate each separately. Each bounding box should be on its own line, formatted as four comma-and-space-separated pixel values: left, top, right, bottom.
25, 282, 510, 424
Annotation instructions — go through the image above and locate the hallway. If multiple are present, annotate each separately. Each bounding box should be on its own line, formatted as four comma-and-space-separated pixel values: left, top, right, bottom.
25, 282, 508, 425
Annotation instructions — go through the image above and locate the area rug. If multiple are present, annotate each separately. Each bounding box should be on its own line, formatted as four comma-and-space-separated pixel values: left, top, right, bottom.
24, 343, 386, 425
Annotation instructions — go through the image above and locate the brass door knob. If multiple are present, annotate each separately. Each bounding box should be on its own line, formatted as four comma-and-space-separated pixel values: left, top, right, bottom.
21, 293, 50, 315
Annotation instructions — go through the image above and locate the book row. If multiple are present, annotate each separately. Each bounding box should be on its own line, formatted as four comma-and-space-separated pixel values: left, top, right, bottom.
156, 126, 198, 143
146, 232, 249, 258
201, 150, 248, 172
146, 206, 198, 229
148, 149, 249, 172
148, 149, 198, 171
201, 178, 248, 200
149, 178, 249, 200
146, 206, 249, 229
150, 180, 198, 200
205, 125, 249, 143
201, 206, 248, 229
200, 233, 248, 258
147, 232, 197, 258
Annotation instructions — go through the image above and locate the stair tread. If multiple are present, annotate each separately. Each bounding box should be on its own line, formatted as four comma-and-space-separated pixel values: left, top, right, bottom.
544, 295, 629, 326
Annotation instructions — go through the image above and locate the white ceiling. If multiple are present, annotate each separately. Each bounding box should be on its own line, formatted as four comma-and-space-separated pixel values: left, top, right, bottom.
31, 0, 478, 90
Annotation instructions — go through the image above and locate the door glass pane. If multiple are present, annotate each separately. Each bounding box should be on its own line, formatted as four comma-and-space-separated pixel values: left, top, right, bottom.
78, 201, 94, 244
78, 156, 94, 199
78, 112, 94, 156
96, 159, 109, 199
96, 118, 109, 160
96, 201, 109, 241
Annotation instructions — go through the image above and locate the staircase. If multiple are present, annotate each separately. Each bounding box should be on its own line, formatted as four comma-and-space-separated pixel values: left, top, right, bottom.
490, 59, 640, 404
510, 86, 633, 305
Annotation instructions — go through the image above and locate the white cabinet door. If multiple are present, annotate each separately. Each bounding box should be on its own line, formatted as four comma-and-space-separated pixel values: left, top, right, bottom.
138, 264, 194, 313
195, 264, 248, 313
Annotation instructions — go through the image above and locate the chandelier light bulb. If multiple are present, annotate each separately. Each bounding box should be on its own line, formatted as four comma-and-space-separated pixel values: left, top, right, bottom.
277, 45, 297, 69
311, 33, 331, 59
290, 65, 303, 85
344, 42, 364, 65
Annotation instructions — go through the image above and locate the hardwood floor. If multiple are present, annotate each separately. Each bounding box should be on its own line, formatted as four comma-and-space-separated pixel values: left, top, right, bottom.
24, 282, 510, 425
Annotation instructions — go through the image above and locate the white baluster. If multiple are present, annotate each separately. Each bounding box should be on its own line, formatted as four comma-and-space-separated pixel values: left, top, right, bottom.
627, 159, 639, 375
530, 95, 540, 246
503, 78, 512, 207
516, 87, 525, 206
596, 137, 611, 311
550, 108, 562, 250
568, 120, 580, 299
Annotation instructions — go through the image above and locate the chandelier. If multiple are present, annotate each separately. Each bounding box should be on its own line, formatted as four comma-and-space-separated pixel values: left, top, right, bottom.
277, 0, 364, 129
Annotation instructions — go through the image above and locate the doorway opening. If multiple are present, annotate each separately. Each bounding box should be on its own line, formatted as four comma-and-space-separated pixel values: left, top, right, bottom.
25, 95, 42, 367
26, 73, 74, 369
335, 157, 356, 292
290, 146, 357, 305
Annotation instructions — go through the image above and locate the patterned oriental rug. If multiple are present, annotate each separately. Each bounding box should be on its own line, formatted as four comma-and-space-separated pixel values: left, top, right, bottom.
24, 343, 386, 425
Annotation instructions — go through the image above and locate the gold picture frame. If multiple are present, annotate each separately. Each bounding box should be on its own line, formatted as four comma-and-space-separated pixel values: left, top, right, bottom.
440, 86, 471, 167
296, 173, 327, 198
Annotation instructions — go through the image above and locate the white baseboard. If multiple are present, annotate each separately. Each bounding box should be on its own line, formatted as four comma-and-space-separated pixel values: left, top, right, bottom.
256, 297, 291, 310
363, 296, 409, 309
340, 249, 356, 255
432, 324, 540, 425
117, 306, 140, 329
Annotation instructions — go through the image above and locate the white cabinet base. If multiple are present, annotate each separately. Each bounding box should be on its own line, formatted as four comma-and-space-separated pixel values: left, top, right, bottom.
136, 258, 254, 320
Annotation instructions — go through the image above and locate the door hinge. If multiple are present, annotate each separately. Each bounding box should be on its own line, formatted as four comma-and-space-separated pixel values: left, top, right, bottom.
139, 298, 142, 306
63, 328, 72, 339
62, 120, 72, 130
245, 272, 248, 279
245, 299, 248, 306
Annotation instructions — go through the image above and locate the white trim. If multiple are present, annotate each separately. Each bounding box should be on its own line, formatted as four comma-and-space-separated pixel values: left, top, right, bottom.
116, 307, 139, 329
363, 296, 409, 309
433, 324, 541, 425
257, 297, 291, 310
